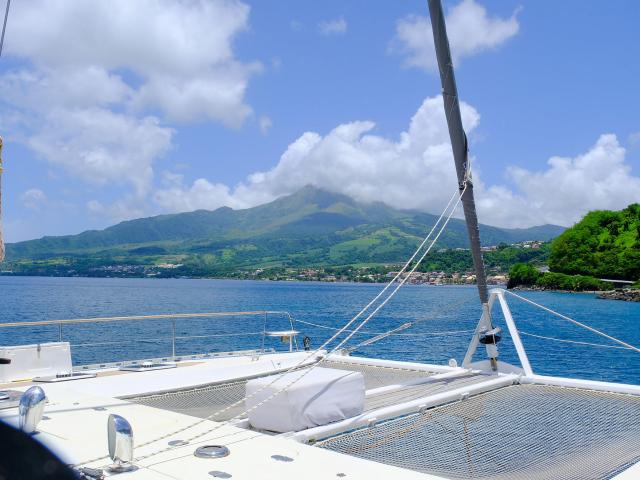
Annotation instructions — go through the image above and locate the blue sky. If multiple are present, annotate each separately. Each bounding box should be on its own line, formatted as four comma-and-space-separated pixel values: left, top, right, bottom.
1, 0, 639, 242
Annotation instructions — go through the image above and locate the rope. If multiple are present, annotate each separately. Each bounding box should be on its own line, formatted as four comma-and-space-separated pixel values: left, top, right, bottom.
505, 290, 640, 354
74, 186, 466, 467
519, 331, 633, 351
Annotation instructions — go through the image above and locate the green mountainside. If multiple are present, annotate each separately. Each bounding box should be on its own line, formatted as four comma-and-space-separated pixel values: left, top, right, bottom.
549, 204, 640, 281
3, 186, 565, 277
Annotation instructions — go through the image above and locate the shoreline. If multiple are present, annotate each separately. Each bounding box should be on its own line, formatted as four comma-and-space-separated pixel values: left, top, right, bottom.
511, 286, 640, 302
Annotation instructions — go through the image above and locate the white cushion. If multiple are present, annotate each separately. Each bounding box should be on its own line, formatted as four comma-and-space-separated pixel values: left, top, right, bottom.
245, 367, 365, 432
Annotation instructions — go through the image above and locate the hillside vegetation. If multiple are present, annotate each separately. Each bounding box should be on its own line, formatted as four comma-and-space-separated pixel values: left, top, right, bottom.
2, 186, 564, 277
507, 264, 613, 291
508, 204, 640, 291
549, 204, 640, 281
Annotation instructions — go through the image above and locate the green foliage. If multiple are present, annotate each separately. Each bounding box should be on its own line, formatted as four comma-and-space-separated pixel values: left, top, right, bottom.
507, 263, 541, 289
535, 272, 613, 291
549, 203, 640, 281
5, 186, 564, 266
507, 263, 614, 291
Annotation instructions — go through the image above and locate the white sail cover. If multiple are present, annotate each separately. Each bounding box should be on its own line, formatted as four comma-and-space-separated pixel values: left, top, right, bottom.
246, 367, 365, 433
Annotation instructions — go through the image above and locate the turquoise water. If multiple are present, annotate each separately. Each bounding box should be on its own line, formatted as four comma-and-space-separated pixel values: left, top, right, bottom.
0, 276, 638, 385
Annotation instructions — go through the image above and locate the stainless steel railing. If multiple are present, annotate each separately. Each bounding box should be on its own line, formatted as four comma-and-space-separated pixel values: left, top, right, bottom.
0, 310, 299, 364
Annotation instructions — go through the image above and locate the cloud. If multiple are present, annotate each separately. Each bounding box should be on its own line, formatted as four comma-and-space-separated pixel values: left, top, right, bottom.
0, 0, 258, 213
259, 116, 273, 135
393, 0, 520, 71
28, 109, 173, 196
154, 96, 481, 214
154, 96, 640, 229
481, 134, 640, 227
21, 188, 47, 210
5, 0, 259, 126
318, 17, 348, 36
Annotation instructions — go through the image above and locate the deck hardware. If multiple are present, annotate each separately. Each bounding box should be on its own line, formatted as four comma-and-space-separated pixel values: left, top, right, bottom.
168, 439, 188, 446
119, 362, 176, 372
209, 472, 232, 478
33, 371, 97, 383
195, 445, 230, 459
0, 391, 9, 401
448, 358, 458, 368
18, 385, 46, 434
77, 467, 104, 479
107, 414, 135, 473
271, 454, 294, 462
479, 327, 502, 346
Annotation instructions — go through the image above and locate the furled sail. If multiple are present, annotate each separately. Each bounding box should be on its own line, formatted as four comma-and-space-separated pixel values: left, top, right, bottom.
427, 0, 499, 367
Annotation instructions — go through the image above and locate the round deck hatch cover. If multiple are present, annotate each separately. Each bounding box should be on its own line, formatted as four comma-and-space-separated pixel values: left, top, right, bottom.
0, 391, 10, 401
195, 445, 230, 459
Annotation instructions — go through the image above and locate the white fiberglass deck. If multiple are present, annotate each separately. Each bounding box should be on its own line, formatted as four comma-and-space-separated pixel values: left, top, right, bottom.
2, 351, 640, 479
0, 352, 441, 480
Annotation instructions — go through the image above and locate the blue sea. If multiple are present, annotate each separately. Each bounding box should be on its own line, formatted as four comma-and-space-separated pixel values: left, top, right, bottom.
1, 276, 638, 385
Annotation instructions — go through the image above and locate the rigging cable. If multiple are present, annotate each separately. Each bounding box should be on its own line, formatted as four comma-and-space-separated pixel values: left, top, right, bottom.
294, 318, 475, 337
505, 290, 640, 354
519, 331, 633, 351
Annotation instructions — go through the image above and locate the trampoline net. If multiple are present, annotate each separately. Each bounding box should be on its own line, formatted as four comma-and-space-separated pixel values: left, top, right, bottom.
126, 359, 438, 420
316, 384, 640, 480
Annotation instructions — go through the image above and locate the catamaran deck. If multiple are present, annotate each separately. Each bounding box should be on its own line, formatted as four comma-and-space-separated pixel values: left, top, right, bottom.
2, 350, 640, 479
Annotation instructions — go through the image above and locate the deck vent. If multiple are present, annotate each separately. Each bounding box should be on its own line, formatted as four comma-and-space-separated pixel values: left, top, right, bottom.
119, 361, 176, 372
33, 372, 97, 383
107, 414, 135, 473
194, 445, 230, 459
19, 386, 46, 434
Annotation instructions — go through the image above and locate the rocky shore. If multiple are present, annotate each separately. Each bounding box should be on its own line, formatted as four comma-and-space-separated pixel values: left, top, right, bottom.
596, 289, 640, 302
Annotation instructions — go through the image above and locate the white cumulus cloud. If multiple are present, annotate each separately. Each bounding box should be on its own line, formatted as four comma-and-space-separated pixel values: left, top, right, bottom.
5, 0, 258, 126
154, 97, 640, 229
393, 0, 520, 70
0, 0, 258, 213
154, 96, 481, 214
28, 109, 173, 197
481, 134, 640, 227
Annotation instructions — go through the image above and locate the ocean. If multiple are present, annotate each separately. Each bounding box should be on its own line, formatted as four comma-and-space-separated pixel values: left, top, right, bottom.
1, 276, 638, 385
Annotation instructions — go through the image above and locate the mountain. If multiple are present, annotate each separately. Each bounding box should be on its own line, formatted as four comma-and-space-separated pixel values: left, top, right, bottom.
4, 186, 565, 274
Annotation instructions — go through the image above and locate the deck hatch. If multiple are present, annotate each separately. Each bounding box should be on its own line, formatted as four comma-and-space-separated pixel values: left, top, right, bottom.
316, 384, 640, 480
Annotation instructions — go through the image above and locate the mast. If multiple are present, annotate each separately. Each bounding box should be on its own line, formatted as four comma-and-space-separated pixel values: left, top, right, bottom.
427, 0, 500, 368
